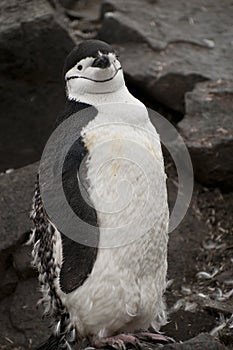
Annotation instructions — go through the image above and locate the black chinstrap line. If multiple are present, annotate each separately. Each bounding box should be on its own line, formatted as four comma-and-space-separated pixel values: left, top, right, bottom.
66, 67, 122, 83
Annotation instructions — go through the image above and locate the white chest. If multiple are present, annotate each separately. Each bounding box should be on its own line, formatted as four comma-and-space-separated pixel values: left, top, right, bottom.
81, 103, 167, 247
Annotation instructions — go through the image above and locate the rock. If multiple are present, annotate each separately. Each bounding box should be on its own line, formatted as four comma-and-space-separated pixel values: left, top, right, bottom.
64, 0, 104, 41
0, 267, 18, 301
160, 333, 228, 349
0, 0, 75, 172
215, 269, 233, 285
0, 163, 38, 281
13, 245, 36, 279
0, 165, 49, 348
178, 80, 233, 189
202, 299, 233, 315
10, 278, 50, 349
98, 0, 233, 113
71, 0, 104, 21
0, 295, 26, 348
219, 327, 233, 348
58, 0, 77, 9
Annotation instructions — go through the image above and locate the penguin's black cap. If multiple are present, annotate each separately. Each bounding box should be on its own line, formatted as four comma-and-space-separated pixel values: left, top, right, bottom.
63, 40, 115, 77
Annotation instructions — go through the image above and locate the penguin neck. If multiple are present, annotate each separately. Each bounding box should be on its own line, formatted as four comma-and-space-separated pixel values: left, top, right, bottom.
66, 85, 144, 107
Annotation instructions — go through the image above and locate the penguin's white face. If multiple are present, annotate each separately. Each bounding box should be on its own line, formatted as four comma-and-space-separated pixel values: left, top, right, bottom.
65, 52, 124, 99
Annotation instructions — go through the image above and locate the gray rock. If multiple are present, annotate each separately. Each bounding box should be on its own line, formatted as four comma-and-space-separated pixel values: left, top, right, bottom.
160, 333, 228, 349
0, 296, 28, 350
0, 163, 38, 282
0, 162, 49, 349
0, 267, 18, 301
10, 278, 50, 349
203, 299, 233, 315
219, 328, 233, 349
58, 0, 77, 9
0, 295, 27, 348
98, 0, 233, 113
215, 269, 233, 285
13, 245, 36, 279
0, 0, 75, 172
178, 80, 233, 189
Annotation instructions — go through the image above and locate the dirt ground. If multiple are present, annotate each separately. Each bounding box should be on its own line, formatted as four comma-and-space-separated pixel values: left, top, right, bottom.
161, 159, 233, 348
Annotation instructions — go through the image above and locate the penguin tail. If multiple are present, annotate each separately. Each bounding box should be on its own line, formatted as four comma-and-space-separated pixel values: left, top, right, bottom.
34, 334, 73, 350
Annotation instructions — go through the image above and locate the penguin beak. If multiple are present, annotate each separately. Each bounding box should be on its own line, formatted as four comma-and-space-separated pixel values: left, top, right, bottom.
91, 55, 111, 69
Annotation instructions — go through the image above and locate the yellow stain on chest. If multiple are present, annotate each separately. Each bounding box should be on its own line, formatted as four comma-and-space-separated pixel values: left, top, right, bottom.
111, 140, 123, 177
84, 132, 159, 178
84, 133, 98, 149
85, 132, 123, 177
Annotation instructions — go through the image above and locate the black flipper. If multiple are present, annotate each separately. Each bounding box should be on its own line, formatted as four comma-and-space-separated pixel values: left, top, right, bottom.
58, 101, 99, 294
60, 134, 99, 293
40, 100, 100, 294
60, 234, 98, 293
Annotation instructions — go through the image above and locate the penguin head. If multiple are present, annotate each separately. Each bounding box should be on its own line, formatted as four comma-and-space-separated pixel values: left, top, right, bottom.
64, 40, 124, 99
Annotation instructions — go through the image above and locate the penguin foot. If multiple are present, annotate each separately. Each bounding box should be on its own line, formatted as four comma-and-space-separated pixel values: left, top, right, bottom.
133, 331, 170, 344
89, 332, 171, 350
89, 334, 141, 350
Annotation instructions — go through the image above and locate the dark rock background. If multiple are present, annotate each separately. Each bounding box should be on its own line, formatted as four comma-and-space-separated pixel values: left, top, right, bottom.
0, 0, 232, 349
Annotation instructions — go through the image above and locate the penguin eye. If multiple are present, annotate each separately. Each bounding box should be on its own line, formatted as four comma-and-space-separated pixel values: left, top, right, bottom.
77, 65, 83, 71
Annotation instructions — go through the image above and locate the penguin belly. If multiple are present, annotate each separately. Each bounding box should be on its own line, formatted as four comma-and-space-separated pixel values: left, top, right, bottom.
61, 110, 169, 338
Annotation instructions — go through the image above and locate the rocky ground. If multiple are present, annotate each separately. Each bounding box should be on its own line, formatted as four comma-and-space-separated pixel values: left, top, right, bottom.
0, 0, 232, 349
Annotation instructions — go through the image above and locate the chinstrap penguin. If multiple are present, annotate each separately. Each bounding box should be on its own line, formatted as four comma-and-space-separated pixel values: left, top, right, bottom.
30, 40, 169, 350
